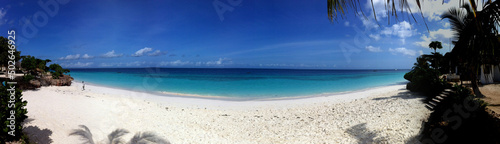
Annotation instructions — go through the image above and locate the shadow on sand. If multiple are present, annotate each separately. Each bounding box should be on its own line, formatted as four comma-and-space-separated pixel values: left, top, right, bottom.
69, 125, 170, 144
23, 125, 53, 144
371, 91, 426, 101
345, 122, 423, 143
345, 123, 386, 143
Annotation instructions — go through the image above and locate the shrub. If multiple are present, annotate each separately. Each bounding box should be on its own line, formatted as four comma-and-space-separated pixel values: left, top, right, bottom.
0, 83, 28, 143
21, 55, 51, 75
49, 64, 70, 79
22, 74, 34, 82
419, 84, 499, 143
405, 56, 445, 96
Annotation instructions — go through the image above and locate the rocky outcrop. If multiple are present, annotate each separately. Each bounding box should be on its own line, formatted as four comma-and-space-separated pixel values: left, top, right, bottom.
29, 80, 41, 88
18, 73, 74, 90
47, 75, 73, 86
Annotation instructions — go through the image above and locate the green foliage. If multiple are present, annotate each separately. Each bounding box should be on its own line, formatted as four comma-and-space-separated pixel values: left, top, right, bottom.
442, 1, 500, 94
428, 41, 443, 53
21, 55, 51, 75
423, 52, 449, 74
0, 83, 28, 143
22, 74, 34, 82
0, 37, 21, 67
405, 56, 445, 96
420, 84, 499, 143
49, 64, 70, 79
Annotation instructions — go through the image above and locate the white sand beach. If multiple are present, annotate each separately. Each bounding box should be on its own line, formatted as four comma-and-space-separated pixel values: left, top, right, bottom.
22, 82, 430, 143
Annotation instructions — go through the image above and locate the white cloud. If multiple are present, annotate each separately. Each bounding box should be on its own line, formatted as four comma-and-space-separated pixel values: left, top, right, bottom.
442, 22, 450, 28
60, 62, 93, 68
158, 58, 232, 67
388, 47, 416, 56
126, 61, 146, 67
0, 8, 6, 26
344, 21, 350, 27
0, 9, 5, 19
359, 17, 380, 30
81, 54, 94, 59
414, 28, 454, 48
367, 0, 463, 22
365, 45, 382, 52
99, 63, 115, 67
411, 0, 464, 22
59, 54, 80, 60
366, 0, 389, 18
419, 50, 424, 55
369, 34, 381, 41
381, 21, 416, 44
102, 50, 123, 58
148, 50, 166, 56
159, 60, 192, 66
131, 47, 166, 56
131, 47, 153, 57
206, 58, 232, 65
59, 54, 94, 60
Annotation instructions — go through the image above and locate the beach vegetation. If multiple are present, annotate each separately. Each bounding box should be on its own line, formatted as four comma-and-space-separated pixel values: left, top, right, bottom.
49, 64, 70, 79
404, 56, 445, 96
0, 37, 22, 72
22, 74, 35, 82
420, 84, 499, 143
441, 1, 500, 96
19, 55, 73, 87
70, 125, 170, 144
428, 41, 443, 53
409, 1, 500, 143
0, 84, 28, 143
423, 52, 447, 74
20, 55, 51, 76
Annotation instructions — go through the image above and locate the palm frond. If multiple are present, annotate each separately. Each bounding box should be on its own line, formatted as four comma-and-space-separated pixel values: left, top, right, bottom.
129, 132, 170, 144
107, 129, 129, 144
69, 125, 95, 144
442, 7, 467, 40
327, 0, 425, 22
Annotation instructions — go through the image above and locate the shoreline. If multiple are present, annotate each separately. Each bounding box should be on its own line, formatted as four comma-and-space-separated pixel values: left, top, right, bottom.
22, 80, 430, 143
69, 81, 411, 109
71, 78, 409, 102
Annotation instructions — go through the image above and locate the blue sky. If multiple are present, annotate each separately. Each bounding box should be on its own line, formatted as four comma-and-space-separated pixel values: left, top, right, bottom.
0, 0, 463, 69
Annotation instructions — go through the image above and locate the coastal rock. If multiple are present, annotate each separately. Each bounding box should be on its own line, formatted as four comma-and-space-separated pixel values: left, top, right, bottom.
50, 75, 74, 86
18, 74, 74, 90
38, 73, 74, 86
29, 80, 41, 88
40, 77, 51, 86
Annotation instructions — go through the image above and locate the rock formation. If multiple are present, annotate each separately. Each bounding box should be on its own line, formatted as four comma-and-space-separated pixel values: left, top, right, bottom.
20, 72, 74, 89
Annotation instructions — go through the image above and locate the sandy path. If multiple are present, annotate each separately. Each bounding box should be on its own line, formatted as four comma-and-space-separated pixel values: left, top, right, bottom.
479, 83, 500, 116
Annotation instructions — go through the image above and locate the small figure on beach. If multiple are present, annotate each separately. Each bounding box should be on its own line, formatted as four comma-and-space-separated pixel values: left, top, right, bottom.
82, 81, 85, 91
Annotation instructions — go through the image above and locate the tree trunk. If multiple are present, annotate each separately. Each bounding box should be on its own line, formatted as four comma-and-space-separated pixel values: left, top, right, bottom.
470, 65, 484, 97
3, 65, 8, 79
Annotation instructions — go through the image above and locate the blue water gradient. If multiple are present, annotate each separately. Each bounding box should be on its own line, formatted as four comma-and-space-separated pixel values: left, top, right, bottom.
68, 68, 408, 98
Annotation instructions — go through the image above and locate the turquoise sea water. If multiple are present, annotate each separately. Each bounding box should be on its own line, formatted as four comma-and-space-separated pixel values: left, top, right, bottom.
68, 68, 408, 99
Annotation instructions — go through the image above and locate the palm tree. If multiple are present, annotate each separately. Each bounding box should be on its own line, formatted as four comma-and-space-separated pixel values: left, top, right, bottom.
70, 125, 170, 144
442, 1, 500, 96
326, 0, 492, 24
327, 0, 427, 23
428, 41, 443, 53
428, 41, 443, 72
